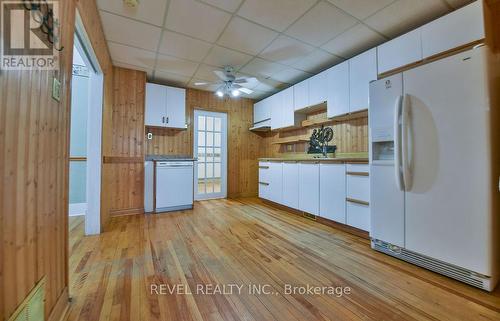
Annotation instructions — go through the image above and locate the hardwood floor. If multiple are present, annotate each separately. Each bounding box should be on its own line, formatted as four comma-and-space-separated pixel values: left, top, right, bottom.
67, 198, 500, 321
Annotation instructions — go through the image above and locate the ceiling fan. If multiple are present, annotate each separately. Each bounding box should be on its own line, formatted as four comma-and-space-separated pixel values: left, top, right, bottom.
194, 66, 259, 98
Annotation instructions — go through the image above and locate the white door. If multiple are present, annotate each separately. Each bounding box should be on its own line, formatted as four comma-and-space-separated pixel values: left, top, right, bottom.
145, 83, 167, 127
270, 92, 283, 130
298, 163, 320, 215
403, 47, 492, 275
327, 61, 349, 118
349, 48, 377, 112
156, 163, 194, 209
194, 110, 228, 200
282, 162, 299, 209
319, 163, 346, 223
166, 87, 186, 128
294, 80, 309, 110
308, 71, 328, 106
268, 162, 283, 204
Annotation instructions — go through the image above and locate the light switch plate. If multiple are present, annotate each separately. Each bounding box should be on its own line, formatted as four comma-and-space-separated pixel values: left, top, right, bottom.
147, 132, 153, 140
52, 77, 61, 102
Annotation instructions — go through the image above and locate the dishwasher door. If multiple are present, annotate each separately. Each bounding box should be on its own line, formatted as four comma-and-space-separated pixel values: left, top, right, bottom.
155, 162, 194, 211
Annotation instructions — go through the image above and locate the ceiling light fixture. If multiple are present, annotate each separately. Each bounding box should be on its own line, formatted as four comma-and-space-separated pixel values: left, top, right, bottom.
231, 89, 240, 97
216, 90, 224, 98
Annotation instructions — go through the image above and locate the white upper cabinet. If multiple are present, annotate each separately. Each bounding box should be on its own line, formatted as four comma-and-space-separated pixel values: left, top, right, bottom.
421, 1, 484, 59
349, 48, 377, 113
253, 100, 271, 125
281, 87, 297, 129
145, 83, 167, 127
145, 83, 186, 128
377, 29, 422, 75
326, 61, 349, 118
293, 80, 309, 110
270, 92, 283, 130
308, 71, 328, 107
165, 86, 186, 129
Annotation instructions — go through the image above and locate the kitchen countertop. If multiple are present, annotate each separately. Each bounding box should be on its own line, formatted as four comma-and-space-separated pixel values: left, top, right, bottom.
258, 153, 368, 163
146, 155, 197, 161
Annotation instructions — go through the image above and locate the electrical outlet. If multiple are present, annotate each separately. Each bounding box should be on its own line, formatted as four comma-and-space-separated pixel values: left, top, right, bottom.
147, 132, 153, 140
52, 77, 61, 102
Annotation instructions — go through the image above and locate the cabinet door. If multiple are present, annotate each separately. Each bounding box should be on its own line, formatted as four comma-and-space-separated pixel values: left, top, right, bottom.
166, 86, 186, 128
421, 1, 483, 59
293, 80, 309, 110
259, 162, 270, 200
282, 162, 299, 209
326, 61, 349, 118
281, 87, 295, 128
308, 71, 328, 106
319, 163, 346, 223
145, 83, 167, 127
268, 162, 283, 204
349, 48, 377, 113
270, 93, 283, 130
253, 101, 264, 124
377, 29, 422, 75
298, 163, 319, 215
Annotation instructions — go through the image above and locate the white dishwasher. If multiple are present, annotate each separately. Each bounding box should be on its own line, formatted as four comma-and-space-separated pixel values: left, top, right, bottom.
155, 161, 194, 212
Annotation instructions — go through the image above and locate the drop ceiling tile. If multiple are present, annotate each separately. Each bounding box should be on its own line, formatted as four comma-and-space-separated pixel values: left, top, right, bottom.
326, 0, 394, 20
246, 89, 268, 100
217, 17, 278, 55
259, 35, 315, 66
254, 79, 288, 92
199, 0, 243, 12
364, 0, 449, 38
108, 42, 157, 69
97, 0, 167, 26
113, 60, 153, 74
285, 1, 357, 46
193, 64, 224, 82
165, 0, 231, 42
99, 11, 161, 51
270, 67, 311, 84
240, 57, 287, 79
292, 49, 342, 73
155, 54, 199, 77
158, 31, 212, 62
322, 24, 386, 58
203, 45, 253, 69
237, 0, 316, 32
188, 78, 221, 91
154, 71, 191, 87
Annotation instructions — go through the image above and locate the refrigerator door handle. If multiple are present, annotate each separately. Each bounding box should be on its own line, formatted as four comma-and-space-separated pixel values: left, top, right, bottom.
394, 95, 404, 191
401, 94, 412, 191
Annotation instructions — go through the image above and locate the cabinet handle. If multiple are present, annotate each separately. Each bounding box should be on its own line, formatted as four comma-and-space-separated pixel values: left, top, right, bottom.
162, 116, 165, 123
346, 171, 369, 176
259, 166, 269, 169
259, 182, 270, 186
166, 116, 169, 123
346, 198, 369, 206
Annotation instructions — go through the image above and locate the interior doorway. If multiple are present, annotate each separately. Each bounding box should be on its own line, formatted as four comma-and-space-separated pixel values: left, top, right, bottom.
68, 11, 104, 235
193, 110, 228, 200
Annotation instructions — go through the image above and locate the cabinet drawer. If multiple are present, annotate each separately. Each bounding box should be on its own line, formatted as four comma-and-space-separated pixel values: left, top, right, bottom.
346, 201, 370, 231
346, 163, 369, 173
347, 174, 369, 202
258, 182, 270, 200
259, 162, 270, 183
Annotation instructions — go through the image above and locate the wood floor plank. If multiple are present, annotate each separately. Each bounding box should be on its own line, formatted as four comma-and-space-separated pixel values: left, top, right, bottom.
67, 198, 500, 321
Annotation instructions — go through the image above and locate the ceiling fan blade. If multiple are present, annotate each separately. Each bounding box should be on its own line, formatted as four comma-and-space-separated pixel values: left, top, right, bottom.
214, 70, 229, 81
194, 82, 209, 86
235, 77, 258, 84
238, 87, 253, 95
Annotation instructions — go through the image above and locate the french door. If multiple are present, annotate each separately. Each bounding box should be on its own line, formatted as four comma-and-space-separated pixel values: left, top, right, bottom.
193, 110, 228, 200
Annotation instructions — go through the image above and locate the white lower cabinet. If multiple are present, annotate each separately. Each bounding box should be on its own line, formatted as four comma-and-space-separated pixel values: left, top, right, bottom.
319, 163, 346, 224
282, 162, 299, 209
298, 163, 320, 215
258, 162, 270, 200
346, 201, 370, 231
268, 162, 283, 204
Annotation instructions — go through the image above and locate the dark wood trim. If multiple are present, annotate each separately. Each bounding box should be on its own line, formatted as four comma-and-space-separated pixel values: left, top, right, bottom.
346, 171, 369, 176
69, 157, 87, 161
261, 199, 369, 239
109, 207, 145, 217
103, 156, 144, 164
346, 197, 370, 206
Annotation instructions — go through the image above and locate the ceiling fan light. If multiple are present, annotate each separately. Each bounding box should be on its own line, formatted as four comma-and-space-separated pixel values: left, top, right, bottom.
216, 90, 224, 98
231, 89, 240, 97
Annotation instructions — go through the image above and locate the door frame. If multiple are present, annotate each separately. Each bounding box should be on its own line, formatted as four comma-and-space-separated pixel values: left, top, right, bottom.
193, 109, 228, 200
73, 10, 103, 235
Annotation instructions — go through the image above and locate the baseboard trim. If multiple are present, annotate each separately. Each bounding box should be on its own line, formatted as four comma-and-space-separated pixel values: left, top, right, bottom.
109, 207, 144, 217
47, 287, 69, 321
261, 199, 369, 239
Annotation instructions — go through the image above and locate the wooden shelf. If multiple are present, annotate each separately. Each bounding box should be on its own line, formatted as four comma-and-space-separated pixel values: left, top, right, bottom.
271, 138, 309, 145
300, 109, 368, 129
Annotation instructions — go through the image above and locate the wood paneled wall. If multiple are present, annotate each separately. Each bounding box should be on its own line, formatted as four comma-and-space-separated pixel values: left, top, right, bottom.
0, 0, 112, 320
101, 67, 146, 218
258, 111, 369, 158
146, 88, 260, 198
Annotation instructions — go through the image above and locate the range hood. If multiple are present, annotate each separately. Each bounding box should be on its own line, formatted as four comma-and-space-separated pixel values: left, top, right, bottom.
249, 118, 271, 131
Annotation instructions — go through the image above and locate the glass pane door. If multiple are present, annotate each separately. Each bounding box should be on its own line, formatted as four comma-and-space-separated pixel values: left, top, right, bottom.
194, 110, 227, 200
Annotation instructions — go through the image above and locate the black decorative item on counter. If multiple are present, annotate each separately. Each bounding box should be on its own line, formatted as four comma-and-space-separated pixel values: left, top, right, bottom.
308, 125, 336, 156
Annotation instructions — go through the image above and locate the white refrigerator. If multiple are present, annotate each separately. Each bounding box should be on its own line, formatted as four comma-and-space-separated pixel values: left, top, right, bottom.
369, 46, 497, 291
